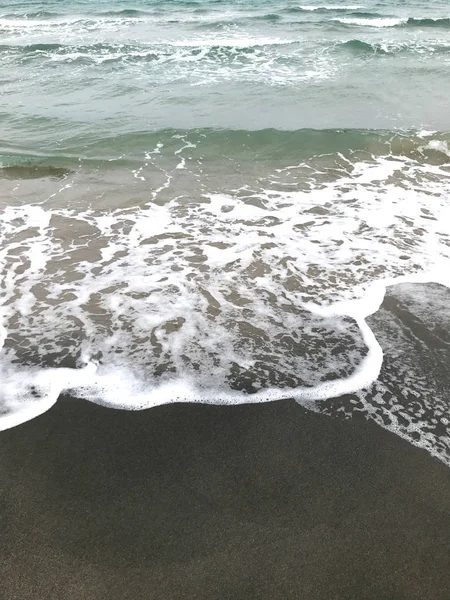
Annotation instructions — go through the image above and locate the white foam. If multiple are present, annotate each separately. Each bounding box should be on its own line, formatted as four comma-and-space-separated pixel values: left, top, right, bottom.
0, 310, 380, 428
417, 129, 437, 138
1, 140, 450, 451
1, 35, 333, 88
0, 361, 97, 430
421, 139, 450, 158
336, 17, 405, 27
2, 270, 449, 433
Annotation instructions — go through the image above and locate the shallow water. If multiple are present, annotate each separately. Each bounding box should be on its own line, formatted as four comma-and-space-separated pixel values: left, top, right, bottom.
0, 0, 449, 463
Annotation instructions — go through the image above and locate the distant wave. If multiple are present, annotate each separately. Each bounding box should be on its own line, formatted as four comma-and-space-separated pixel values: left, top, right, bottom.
334, 16, 404, 27
0, 36, 294, 51
340, 39, 389, 53
96, 9, 153, 18
258, 13, 282, 22
285, 5, 363, 12
3, 9, 449, 31
0, 8, 154, 19
0, 42, 64, 52
0, 39, 297, 69
0, 11, 59, 19
335, 16, 450, 28
339, 39, 450, 55
406, 17, 450, 28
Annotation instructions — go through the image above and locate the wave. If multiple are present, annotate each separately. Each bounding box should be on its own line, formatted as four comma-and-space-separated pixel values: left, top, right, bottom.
335, 15, 450, 28
1, 128, 450, 467
339, 39, 450, 55
4, 35, 447, 68
0, 37, 296, 61
334, 16, 405, 27
0, 42, 65, 52
0, 10, 162, 31
257, 13, 282, 22
0, 163, 70, 179
340, 39, 388, 53
0, 37, 329, 87
0, 11, 60, 20
2, 8, 449, 32
0, 8, 281, 29
406, 17, 450, 28
2, 128, 450, 167
284, 5, 363, 13
97, 9, 153, 18
0, 38, 289, 52
0, 8, 154, 20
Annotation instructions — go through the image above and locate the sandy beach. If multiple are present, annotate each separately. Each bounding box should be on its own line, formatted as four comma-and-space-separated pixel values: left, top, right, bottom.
1, 395, 449, 600
1, 1, 450, 598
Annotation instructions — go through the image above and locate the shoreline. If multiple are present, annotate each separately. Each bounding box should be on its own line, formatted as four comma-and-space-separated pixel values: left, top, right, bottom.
2, 275, 450, 438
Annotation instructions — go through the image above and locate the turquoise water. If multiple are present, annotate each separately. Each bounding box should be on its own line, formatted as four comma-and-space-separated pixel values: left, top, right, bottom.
1, 1, 450, 463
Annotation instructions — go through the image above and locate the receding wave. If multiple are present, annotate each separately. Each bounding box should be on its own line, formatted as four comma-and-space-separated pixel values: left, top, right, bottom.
1, 127, 450, 468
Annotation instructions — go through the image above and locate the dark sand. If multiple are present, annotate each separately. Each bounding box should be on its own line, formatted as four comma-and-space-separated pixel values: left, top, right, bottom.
1, 396, 449, 600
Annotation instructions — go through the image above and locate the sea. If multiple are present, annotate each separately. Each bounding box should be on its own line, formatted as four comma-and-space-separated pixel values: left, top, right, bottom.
0, 0, 449, 463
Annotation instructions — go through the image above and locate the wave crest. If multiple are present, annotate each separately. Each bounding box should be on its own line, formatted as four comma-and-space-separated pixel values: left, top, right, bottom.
339, 39, 450, 55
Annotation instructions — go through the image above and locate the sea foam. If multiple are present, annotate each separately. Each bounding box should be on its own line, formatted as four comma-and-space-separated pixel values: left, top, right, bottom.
1, 135, 450, 466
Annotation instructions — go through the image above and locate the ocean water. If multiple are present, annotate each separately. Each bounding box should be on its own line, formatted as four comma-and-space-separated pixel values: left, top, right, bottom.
1, 0, 449, 462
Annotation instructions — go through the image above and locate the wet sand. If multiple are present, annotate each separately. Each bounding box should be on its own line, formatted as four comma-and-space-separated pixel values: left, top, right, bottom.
1, 395, 449, 600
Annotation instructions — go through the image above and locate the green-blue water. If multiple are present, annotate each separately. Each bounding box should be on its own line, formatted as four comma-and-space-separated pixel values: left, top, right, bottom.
1, 0, 450, 157
1, 1, 450, 464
